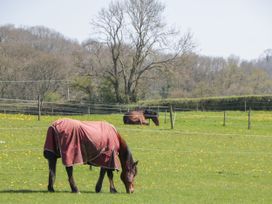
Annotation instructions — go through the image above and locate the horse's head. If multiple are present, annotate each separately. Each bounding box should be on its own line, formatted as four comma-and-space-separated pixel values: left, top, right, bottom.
120, 160, 138, 193
144, 110, 159, 126
118, 133, 139, 193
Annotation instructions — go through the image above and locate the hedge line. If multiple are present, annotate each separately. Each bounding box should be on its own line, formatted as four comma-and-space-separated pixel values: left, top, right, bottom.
138, 95, 272, 111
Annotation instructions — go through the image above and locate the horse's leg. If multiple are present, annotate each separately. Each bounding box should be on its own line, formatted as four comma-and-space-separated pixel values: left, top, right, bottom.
107, 169, 117, 193
144, 121, 149, 125
95, 168, 106, 193
141, 119, 149, 125
65, 166, 79, 193
48, 157, 57, 192
44, 151, 57, 192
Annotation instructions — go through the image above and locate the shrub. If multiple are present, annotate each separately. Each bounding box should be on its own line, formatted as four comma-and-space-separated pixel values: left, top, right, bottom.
138, 95, 272, 111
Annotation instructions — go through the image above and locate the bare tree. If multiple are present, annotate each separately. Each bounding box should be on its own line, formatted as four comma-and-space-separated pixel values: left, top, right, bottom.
91, 0, 195, 102
20, 52, 65, 101
91, 1, 125, 102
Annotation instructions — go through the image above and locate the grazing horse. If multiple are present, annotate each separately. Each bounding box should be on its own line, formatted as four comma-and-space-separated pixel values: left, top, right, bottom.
123, 110, 159, 126
43, 118, 138, 194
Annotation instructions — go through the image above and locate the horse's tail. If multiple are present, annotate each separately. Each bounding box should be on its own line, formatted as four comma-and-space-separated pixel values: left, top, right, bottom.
44, 126, 61, 159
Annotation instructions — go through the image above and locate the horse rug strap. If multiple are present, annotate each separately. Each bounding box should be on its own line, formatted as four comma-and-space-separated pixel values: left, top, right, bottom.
44, 119, 121, 170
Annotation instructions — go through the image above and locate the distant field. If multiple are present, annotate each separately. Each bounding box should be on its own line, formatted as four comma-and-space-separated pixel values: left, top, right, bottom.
0, 111, 272, 203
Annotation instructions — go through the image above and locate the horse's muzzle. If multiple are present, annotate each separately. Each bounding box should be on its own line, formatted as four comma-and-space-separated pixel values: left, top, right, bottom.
127, 189, 134, 194
126, 184, 134, 194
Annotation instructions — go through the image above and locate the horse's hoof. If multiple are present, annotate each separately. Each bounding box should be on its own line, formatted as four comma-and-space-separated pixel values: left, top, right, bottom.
71, 187, 79, 193
95, 186, 101, 193
48, 186, 55, 192
110, 188, 117, 193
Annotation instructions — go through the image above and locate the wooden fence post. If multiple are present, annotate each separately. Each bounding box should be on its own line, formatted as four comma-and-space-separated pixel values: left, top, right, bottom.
173, 111, 177, 127
248, 108, 251, 129
169, 104, 174, 129
87, 105, 90, 114
164, 110, 167, 124
37, 95, 41, 121
223, 111, 226, 126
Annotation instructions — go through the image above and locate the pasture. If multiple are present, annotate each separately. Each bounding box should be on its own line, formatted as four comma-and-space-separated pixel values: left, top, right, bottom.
0, 111, 272, 203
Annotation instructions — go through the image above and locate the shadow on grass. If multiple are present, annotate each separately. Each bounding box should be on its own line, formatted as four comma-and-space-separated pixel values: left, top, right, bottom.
0, 189, 95, 194
0, 189, 126, 194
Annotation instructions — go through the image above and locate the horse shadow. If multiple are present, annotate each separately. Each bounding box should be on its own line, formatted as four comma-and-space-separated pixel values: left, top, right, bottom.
0, 189, 95, 194
0, 189, 127, 194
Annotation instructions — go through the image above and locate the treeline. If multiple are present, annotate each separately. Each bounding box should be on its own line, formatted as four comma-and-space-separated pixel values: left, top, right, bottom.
0, 25, 80, 102
0, 22, 272, 103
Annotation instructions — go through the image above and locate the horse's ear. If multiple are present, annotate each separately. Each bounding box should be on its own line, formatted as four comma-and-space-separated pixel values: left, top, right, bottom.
133, 160, 139, 167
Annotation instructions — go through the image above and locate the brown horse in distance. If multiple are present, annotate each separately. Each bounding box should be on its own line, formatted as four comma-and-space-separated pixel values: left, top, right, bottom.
43, 118, 138, 194
123, 110, 159, 126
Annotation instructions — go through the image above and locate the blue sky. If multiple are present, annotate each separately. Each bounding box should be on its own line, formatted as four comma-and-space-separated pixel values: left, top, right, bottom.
0, 0, 271, 60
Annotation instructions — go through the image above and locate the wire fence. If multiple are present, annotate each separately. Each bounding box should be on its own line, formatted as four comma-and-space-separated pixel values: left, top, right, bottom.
0, 97, 272, 129
0, 97, 164, 115
1, 97, 272, 114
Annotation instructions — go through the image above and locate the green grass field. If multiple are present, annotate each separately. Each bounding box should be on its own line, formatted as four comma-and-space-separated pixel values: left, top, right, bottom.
0, 111, 272, 203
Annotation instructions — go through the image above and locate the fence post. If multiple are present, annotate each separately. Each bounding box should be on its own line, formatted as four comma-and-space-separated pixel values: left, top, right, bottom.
173, 111, 177, 127
37, 95, 41, 121
223, 111, 226, 126
87, 105, 90, 114
244, 100, 247, 112
169, 104, 174, 129
164, 110, 167, 124
248, 108, 251, 129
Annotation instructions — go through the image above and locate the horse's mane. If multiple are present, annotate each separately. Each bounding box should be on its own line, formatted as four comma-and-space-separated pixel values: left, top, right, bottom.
116, 133, 134, 168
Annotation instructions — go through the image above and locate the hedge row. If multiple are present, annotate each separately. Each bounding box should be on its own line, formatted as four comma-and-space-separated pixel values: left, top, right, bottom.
138, 95, 272, 111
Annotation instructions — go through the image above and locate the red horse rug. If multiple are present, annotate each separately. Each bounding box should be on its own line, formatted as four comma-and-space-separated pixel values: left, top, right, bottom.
44, 118, 121, 170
